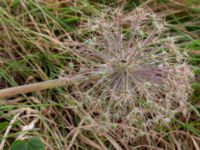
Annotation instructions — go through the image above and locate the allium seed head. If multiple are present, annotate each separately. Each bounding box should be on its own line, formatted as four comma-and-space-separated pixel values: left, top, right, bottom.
76, 7, 193, 130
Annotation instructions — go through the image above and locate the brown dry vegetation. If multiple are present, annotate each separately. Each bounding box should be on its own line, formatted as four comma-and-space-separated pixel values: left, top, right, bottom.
0, 0, 200, 150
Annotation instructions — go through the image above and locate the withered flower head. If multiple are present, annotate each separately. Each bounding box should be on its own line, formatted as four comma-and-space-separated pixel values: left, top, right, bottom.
76, 7, 193, 129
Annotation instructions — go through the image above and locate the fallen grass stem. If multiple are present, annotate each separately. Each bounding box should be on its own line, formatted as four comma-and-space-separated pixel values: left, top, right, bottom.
0, 71, 101, 98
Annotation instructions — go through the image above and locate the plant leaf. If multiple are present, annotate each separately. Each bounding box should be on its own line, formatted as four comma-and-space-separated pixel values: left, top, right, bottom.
10, 137, 45, 150
0, 121, 9, 131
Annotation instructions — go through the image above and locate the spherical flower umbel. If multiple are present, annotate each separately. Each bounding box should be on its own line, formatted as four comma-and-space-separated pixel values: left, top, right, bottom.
77, 7, 193, 130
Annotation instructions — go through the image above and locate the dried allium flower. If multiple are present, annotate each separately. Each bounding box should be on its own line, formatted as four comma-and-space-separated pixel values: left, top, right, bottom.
76, 7, 193, 130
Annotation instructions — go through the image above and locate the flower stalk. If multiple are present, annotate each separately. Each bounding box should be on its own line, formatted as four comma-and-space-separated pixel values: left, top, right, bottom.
0, 70, 103, 98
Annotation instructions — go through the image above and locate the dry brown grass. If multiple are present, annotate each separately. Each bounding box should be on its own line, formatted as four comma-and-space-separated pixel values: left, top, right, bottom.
0, 1, 199, 150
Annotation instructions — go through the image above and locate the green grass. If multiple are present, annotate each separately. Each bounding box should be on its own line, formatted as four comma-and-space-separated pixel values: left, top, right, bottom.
0, 0, 200, 149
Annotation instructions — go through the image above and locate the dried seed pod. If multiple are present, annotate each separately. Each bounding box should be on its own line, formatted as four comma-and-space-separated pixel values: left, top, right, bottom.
80, 7, 194, 130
